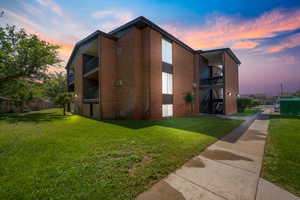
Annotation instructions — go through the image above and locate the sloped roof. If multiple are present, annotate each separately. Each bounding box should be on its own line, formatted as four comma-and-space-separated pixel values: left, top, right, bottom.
197, 48, 241, 64
109, 16, 194, 52
66, 16, 241, 69
65, 31, 117, 70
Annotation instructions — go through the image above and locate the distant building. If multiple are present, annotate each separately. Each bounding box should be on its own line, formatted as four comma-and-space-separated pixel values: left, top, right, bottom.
240, 93, 276, 105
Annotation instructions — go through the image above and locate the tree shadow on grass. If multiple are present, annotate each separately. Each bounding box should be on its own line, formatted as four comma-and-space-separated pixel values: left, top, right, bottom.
104, 116, 241, 139
104, 116, 204, 131
0, 112, 68, 123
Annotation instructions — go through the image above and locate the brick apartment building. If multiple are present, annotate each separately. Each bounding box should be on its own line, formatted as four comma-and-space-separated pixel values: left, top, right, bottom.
66, 16, 241, 120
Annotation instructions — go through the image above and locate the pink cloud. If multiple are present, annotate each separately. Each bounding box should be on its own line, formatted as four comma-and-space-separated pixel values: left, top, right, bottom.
2, 8, 74, 62
267, 32, 300, 53
232, 41, 259, 49
91, 10, 134, 32
163, 8, 300, 50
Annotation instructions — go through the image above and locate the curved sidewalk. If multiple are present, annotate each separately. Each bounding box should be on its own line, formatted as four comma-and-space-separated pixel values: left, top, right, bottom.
137, 109, 299, 200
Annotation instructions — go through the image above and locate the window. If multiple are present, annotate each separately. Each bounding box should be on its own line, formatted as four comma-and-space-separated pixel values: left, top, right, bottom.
162, 72, 173, 94
162, 104, 173, 117
162, 39, 172, 64
162, 39, 173, 117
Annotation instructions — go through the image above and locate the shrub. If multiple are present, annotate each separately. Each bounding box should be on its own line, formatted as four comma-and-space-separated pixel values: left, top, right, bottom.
54, 92, 74, 115
184, 92, 195, 112
251, 99, 260, 107
237, 98, 253, 112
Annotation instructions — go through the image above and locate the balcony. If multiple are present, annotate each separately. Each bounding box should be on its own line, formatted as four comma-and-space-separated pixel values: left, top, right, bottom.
83, 55, 99, 75
84, 87, 99, 100
200, 76, 224, 87
83, 78, 99, 103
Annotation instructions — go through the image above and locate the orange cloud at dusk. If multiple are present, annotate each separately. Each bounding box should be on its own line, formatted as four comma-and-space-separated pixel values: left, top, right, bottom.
232, 41, 259, 49
267, 32, 300, 53
1, 0, 300, 95
163, 8, 300, 51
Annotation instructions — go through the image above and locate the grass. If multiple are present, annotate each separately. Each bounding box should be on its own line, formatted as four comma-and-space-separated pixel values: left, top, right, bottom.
231, 108, 259, 116
262, 114, 300, 197
0, 109, 242, 200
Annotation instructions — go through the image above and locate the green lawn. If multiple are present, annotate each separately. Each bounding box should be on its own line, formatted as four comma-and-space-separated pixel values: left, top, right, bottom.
0, 109, 242, 200
262, 115, 300, 197
231, 108, 259, 116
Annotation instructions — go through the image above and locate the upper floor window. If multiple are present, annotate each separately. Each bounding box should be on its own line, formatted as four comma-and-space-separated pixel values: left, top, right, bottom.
162, 72, 173, 94
162, 39, 172, 64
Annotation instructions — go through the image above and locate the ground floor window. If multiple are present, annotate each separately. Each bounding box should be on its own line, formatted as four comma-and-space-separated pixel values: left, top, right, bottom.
162, 104, 173, 117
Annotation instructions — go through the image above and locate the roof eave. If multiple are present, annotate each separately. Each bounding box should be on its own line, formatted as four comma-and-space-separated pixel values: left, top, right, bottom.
198, 48, 241, 65
65, 31, 117, 70
110, 16, 194, 53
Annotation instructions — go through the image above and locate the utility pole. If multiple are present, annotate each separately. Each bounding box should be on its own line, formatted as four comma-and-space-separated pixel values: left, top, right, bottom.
280, 82, 284, 97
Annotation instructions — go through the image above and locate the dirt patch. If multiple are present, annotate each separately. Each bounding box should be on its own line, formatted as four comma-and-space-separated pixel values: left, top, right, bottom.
185, 157, 205, 168
129, 156, 153, 175
137, 181, 185, 200
202, 149, 253, 161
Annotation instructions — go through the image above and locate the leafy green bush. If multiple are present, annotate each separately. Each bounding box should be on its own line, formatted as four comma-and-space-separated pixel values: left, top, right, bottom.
237, 98, 253, 112
184, 92, 195, 112
54, 92, 74, 115
251, 99, 260, 107
237, 98, 260, 112
184, 92, 195, 104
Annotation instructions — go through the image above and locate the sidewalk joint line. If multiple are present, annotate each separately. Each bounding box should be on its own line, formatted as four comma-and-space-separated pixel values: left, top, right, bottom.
203, 156, 258, 175
174, 173, 229, 200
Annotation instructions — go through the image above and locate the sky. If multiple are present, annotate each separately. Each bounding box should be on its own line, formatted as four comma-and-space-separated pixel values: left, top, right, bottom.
1, 0, 300, 95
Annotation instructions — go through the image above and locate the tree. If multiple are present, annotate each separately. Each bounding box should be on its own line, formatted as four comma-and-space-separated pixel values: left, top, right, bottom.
54, 92, 74, 115
2, 79, 42, 112
184, 92, 195, 112
43, 72, 67, 102
43, 73, 74, 115
296, 90, 300, 97
237, 97, 254, 112
0, 24, 61, 112
0, 25, 61, 86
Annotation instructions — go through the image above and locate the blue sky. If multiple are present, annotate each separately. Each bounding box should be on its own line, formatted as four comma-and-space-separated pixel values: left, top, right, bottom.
1, 0, 300, 95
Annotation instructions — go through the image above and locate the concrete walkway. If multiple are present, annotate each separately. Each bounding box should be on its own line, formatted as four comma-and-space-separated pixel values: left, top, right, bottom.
256, 178, 300, 200
137, 109, 300, 200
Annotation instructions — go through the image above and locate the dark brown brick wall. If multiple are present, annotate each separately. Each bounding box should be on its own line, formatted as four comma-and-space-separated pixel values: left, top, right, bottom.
115, 27, 135, 118
148, 29, 162, 120
193, 54, 201, 113
224, 52, 239, 115
142, 27, 151, 119
114, 27, 145, 119
73, 54, 83, 114
100, 35, 117, 119
131, 28, 144, 119
173, 43, 196, 117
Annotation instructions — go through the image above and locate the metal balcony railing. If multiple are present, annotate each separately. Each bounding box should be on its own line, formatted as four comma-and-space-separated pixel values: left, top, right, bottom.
84, 87, 99, 100
200, 76, 224, 86
83, 56, 99, 74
